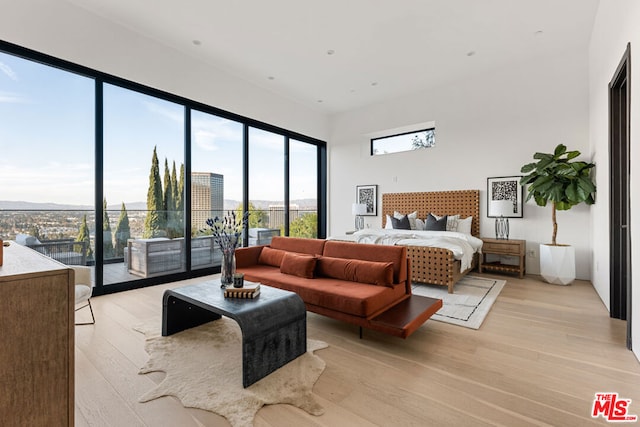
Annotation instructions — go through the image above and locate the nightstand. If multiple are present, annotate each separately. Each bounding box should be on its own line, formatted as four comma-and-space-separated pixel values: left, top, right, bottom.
479, 237, 526, 278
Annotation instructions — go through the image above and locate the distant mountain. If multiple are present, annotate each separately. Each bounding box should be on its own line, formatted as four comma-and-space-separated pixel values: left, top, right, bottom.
1, 198, 317, 212
0, 200, 93, 210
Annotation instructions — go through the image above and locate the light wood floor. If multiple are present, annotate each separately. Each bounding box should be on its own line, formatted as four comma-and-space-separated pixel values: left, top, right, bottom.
74, 274, 640, 426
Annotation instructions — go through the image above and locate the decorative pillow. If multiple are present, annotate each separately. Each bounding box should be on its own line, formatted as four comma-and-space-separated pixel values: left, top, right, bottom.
385, 214, 394, 229
258, 246, 286, 267
390, 215, 411, 230
280, 252, 317, 279
415, 218, 426, 230
425, 213, 447, 231
394, 210, 418, 230
432, 213, 459, 231
456, 216, 473, 234
316, 256, 394, 287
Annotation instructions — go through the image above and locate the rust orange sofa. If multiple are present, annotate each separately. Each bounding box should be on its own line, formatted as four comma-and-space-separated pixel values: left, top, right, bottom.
236, 236, 438, 338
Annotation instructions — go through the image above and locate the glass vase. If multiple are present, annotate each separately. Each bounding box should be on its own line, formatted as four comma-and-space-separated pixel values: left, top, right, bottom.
220, 247, 236, 288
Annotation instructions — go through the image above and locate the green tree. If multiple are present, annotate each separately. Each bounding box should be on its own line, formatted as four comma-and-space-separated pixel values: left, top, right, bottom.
176, 163, 185, 236
168, 160, 181, 237
102, 198, 115, 259
162, 158, 175, 237
520, 144, 596, 245
411, 129, 435, 149
143, 146, 165, 238
76, 214, 93, 259
114, 202, 131, 257
289, 213, 318, 238
235, 202, 266, 228
27, 224, 42, 241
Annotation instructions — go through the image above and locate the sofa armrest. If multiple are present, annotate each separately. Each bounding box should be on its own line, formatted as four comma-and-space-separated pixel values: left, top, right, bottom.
235, 246, 264, 268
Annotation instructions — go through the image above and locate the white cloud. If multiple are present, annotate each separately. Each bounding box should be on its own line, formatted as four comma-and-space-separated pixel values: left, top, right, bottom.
0, 61, 18, 81
143, 99, 183, 123
0, 91, 27, 104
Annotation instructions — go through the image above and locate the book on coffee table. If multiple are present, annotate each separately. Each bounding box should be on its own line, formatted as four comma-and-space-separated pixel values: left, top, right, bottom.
223, 283, 260, 298
224, 288, 261, 299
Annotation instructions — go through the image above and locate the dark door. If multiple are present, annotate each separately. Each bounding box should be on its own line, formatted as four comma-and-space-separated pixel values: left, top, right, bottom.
609, 43, 631, 350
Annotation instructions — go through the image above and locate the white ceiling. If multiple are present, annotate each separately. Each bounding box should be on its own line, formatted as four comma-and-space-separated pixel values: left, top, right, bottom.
64, 0, 600, 114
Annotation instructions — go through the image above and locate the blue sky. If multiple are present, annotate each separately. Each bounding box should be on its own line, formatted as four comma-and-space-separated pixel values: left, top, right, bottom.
0, 51, 316, 207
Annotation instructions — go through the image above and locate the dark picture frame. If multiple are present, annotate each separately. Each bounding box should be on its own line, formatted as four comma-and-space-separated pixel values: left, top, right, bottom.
487, 176, 523, 218
356, 184, 378, 216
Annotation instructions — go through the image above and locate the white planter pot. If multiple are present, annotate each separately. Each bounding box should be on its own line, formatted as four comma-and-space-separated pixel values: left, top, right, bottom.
539, 244, 575, 285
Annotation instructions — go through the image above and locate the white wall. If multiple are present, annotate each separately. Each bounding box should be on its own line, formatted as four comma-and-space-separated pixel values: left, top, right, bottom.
329, 49, 592, 279
589, 0, 640, 362
0, 0, 329, 140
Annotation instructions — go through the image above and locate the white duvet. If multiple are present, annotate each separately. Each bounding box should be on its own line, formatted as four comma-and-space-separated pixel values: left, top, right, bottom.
329, 229, 483, 271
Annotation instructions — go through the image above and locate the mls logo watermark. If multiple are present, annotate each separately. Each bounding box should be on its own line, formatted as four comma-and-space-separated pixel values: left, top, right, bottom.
592, 393, 638, 422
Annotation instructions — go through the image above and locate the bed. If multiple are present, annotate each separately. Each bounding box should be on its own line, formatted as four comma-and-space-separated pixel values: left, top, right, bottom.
334, 190, 481, 293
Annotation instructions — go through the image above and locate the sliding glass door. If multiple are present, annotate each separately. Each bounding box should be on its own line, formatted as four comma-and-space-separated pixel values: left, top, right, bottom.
190, 110, 243, 269
0, 41, 326, 294
103, 84, 185, 284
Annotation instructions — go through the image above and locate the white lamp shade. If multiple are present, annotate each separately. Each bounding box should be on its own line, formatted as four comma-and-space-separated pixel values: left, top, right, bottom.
352, 203, 367, 215
490, 200, 513, 217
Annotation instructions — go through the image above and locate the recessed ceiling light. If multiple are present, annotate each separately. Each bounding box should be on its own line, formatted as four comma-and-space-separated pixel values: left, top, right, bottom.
317, 99, 323, 103
534, 30, 544, 36
192, 40, 201, 46
371, 82, 378, 86
327, 49, 335, 55
350, 89, 356, 93
267, 76, 275, 80
466, 51, 476, 57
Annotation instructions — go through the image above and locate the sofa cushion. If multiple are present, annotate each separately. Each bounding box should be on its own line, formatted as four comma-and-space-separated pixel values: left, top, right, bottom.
238, 266, 406, 317
269, 236, 326, 255
258, 246, 286, 267
322, 240, 408, 284
316, 256, 393, 287
280, 252, 317, 279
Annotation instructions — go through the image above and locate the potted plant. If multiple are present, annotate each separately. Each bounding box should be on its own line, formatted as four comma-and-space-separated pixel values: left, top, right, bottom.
520, 144, 596, 285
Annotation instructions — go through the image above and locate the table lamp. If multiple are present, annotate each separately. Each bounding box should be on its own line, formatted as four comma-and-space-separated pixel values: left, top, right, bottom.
352, 203, 367, 230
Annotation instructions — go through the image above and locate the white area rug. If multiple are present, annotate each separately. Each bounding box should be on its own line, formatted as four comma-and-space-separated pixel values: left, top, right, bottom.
135, 319, 328, 427
412, 275, 506, 329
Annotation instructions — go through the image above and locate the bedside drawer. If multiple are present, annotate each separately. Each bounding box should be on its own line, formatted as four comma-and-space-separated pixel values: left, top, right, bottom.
483, 242, 522, 254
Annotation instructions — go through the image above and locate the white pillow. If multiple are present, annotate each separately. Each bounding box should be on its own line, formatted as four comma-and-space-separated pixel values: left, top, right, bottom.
385, 215, 393, 229
456, 216, 473, 234
395, 211, 418, 230
415, 218, 425, 230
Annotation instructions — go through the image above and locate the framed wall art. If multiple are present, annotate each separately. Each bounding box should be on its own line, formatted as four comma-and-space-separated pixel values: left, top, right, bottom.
487, 176, 523, 218
356, 184, 378, 216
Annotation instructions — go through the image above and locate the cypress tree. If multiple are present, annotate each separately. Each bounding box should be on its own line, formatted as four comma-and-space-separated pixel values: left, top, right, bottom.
143, 146, 164, 237
163, 157, 172, 231
103, 198, 115, 258
76, 214, 93, 259
176, 163, 185, 237
169, 161, 179, 237
114, 202, 131, 257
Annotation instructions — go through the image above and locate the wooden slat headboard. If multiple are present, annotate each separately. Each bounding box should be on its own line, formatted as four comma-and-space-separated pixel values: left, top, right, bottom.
382, 190, 480, 237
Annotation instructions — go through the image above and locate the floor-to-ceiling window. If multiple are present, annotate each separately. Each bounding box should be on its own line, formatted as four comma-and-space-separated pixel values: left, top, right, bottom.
103, 84, 186, 284
0, 50, 95, 273
248, 127, 285, 244
0, 41, 325, 294
190, 110, 243, 268
289, 139, 318, 238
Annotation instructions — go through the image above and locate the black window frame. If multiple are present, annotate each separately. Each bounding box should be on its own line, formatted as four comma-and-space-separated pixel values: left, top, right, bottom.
0, 40, 327, 295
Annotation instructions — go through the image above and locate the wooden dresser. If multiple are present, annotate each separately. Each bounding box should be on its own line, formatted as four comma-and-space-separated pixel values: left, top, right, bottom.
0, 242, 74, 426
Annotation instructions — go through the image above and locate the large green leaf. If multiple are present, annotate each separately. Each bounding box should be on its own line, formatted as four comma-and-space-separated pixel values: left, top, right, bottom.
553, 144, 567, 156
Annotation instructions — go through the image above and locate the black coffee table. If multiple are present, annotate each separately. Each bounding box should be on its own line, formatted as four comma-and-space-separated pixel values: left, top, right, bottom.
162, 280, 307, 387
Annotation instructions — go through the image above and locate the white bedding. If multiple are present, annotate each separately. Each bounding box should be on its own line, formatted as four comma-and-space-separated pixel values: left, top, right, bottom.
329, 229, 483, 271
